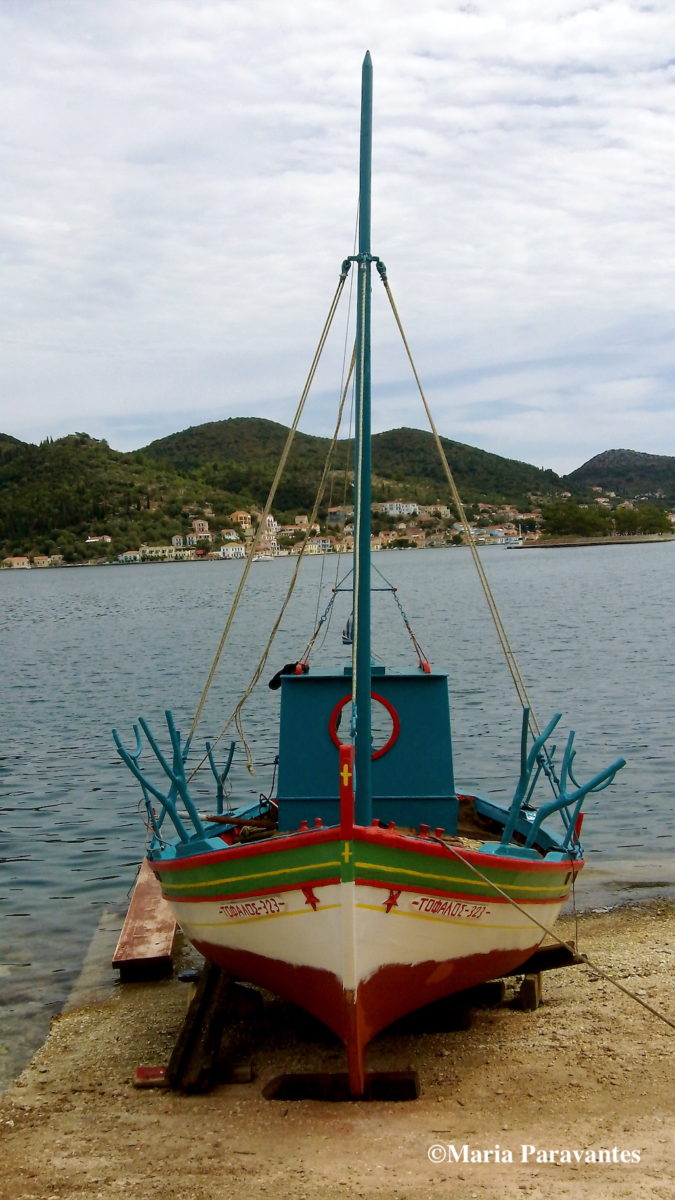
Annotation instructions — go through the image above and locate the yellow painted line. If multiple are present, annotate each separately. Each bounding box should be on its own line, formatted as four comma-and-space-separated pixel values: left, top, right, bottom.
160, 859, 341, 893
185, 904, 340, 928
356, 860, 566, 895
356, 902, 537, 931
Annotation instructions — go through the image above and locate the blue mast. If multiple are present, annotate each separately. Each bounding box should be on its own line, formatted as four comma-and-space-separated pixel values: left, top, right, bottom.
352, 51, 373, 825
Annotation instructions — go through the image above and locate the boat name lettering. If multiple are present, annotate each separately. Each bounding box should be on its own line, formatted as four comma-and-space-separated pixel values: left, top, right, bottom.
219, 896, 286, 918
411, 897, 489, 919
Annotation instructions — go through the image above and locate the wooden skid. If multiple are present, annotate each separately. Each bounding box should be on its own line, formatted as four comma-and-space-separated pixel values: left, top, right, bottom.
166, 963, 239, 1092
113, 859, 176, 981
501, 942, 583, 976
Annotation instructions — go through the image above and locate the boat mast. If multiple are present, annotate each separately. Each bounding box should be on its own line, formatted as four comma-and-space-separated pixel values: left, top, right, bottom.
352, 51, 373, 825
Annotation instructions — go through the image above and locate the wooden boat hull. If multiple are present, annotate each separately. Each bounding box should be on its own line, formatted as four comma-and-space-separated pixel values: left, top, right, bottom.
150, 826, 579, 1092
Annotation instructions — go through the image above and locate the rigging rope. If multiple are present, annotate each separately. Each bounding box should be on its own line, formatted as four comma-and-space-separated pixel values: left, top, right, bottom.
188, 344, 357, 779
379, 271, 543, 740
372, 562, 431, 670
311, 253, 357, 639
188, 270, 349, 745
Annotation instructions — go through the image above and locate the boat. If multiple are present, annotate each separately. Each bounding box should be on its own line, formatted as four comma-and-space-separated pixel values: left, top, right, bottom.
113, 54, 625, 1096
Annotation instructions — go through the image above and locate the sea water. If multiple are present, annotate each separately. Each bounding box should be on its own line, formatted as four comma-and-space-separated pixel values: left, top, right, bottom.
1, 542, 673, 1087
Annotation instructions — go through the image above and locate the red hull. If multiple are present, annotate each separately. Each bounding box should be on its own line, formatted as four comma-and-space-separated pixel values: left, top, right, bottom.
192, 936, 541, 1094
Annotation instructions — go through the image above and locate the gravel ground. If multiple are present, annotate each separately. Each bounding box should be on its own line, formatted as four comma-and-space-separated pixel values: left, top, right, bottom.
0, 900, 672, 1200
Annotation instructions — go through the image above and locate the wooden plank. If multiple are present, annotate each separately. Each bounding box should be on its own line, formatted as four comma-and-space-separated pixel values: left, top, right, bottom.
501, 942, 583, 976
112, 859, 176, 981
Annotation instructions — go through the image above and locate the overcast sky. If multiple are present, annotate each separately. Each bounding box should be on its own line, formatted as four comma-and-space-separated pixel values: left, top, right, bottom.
1, 1, 674, 475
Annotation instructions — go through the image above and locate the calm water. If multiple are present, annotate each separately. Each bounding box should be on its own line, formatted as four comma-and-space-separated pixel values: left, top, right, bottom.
2, 544, 674, 1086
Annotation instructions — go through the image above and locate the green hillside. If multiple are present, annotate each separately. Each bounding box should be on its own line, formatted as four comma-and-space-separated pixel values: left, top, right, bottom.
370, 428, 560, 501
0, 434, 235, 561
140, 417, 562, 508
0, 417, 571, 562
566, 449, 675, 503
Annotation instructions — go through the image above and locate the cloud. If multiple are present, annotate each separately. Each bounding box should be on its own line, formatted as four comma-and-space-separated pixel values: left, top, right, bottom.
0, 1, 673, 475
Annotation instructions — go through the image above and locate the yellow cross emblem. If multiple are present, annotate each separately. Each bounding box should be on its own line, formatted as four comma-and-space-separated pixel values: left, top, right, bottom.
340, 763, 352, 787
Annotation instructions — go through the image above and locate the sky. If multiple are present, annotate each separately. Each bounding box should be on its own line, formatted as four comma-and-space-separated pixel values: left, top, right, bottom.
1, 0, 674, 476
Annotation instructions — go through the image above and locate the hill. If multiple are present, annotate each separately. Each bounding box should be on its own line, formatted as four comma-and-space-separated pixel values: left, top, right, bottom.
0, 434, 220, 562
566, 449, 675, 504
0, 418, 584, 563
139, 417, 562, 508
0, 433, 26, 455
370, 427, 560, 501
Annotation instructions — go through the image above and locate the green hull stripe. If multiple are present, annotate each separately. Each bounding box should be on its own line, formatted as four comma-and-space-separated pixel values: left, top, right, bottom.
157, 838, 568, 903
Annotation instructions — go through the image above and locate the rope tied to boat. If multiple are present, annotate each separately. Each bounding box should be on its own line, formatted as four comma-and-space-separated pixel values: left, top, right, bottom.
372, 562, 432, 671
432, 836, 675, 1032
187, 342, 357, 781
187, 269, 350, 753
378, 274, 544, 742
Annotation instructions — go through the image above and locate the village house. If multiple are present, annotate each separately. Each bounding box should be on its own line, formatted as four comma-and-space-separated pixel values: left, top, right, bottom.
452, 522, 481, 541
403, 526, 427, 546
378, 530, 399, 546
229, 510, 251, 529
375, 500, 419, 517
191, 519, 212, 542
118, 550, 141, 564
85, 534, 112, 545
2, 556, 30, 569
306, 535, 335, 554
420, 504, 451, 519
171, 535, 184, 548
220, 544, 246, 559
249, 513, 279, 555
257, 532, 279, 555
140, 545, 176, 561
484, 527, 507, 544
326, 506, 354, 524
32, 555, 52, 568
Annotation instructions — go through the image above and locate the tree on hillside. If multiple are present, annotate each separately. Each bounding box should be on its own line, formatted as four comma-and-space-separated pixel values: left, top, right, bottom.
541, 503, 610, 537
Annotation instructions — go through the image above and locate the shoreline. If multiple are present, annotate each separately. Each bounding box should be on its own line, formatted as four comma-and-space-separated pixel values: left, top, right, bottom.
3, 533, 675, 570
517, 535, 675, 549
1, 899, 672, 1199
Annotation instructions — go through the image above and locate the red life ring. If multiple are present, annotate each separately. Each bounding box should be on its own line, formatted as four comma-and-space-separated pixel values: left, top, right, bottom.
328, 692, 400, 760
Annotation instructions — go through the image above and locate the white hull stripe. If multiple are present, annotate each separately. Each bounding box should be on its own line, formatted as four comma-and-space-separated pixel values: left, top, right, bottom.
170, 882, 565, 988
